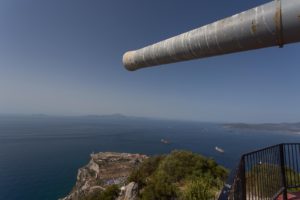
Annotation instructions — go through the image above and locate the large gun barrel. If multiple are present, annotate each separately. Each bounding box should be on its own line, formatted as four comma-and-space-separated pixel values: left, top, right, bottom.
123, 0, 300, 71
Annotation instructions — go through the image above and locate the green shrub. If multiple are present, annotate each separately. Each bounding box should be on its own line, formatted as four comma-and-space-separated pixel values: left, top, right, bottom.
128, 150, 228, 200
141, 170, 178, 200
128, 155, 165, 187
99, 185, 120, 200
182, 177, 221, 200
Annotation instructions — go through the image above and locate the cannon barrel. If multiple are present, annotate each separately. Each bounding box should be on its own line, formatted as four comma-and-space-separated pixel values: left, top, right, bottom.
123, 0, 300, 71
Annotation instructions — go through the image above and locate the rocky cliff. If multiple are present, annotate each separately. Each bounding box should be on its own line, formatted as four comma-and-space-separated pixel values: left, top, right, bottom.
61, 152, 148, 200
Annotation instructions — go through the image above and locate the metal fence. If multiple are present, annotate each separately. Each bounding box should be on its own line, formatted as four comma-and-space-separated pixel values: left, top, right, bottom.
220, 143, 300, 200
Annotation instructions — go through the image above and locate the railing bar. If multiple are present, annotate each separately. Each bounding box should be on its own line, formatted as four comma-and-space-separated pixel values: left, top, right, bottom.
261, 151, 268, 199
292, 144, 296, 187
268, 148, 272, 200
288, 144, 292, 187
252, 155, 254, 200
266, 150, 269, 200
255, 152, 258, 200
289, 144, 292, 187
295, 144, 299, 188
275, 147, 280, 197
245, 155, 248, 200
242, 143, 300, 157
274, 147, 279, 199
268, 148, 273, 200
278, 146, 283, 192
236, 159, 242, 200
280, 144, 288, 200
294, 144, 299, 187
287, 184, 300, 189
284, 143, 300, 145
291, 145, 297, 185
263, 150, 266, 200
252, 155, 255, 200
244, 155, 247, 200
272, 147, 277, 200
295, 145, 299, 187
273, 146, 282, 198
238, 158, 243, 200
262, 150, 265, 200
273, 146, 282, 194
258, 152, 262, 200
259, 151, 262, 200
284, 145, 287, 186
256, 151, 263, 199
295, 144, 299, 187
239, 159, 242, 200
272, 147, 276, 199
254, 152, 258, 200
250, 156, 253, 199
251, 154, 257, 199
290, 144, 293, 187
291, 144, 295, 187
297, 144, 300, 187
243, 144, 283, 157
257, 151, 261, 200
272, 148, 279, 199
262, 149, 266, 200
251, 154, 254, 200
265, 148, 270, 200
243, 156, 247, 200
248, 155, 252, 200
266, 148, 271, 200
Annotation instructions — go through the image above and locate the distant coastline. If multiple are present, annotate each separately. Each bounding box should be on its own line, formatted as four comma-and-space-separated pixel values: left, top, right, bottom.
224, 122, 300, 134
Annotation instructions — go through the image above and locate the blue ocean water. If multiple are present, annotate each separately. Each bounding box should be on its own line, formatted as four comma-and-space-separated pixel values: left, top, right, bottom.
0, 115, 299, 200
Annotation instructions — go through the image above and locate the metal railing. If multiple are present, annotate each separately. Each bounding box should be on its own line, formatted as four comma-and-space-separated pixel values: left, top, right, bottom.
219, 143, 300, 200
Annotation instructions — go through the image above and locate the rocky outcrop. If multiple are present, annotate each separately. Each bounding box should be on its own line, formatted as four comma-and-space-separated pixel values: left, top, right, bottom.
117, 182, 139, 200
61, 152, 148, 200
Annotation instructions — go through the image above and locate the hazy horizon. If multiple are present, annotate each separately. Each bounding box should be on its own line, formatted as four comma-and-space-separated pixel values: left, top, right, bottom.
1, 112, 300, 124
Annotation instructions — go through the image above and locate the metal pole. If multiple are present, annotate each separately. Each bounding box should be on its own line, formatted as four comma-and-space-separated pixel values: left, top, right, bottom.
123, 0, 300, 71
279, 144, 288, 200
240, 156, 247, 200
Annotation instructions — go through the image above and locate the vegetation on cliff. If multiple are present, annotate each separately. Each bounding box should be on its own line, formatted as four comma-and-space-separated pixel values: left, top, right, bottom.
128, 150, 228, 200
62, 151, 228, 200
85, 185, 120, 200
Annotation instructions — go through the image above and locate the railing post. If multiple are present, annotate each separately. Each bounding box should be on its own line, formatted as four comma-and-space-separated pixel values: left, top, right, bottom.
240, 156, 246, 200
279, 144, 288, 200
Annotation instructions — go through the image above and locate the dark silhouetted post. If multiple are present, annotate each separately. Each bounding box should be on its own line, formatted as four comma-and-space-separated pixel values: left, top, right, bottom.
279, 144, 288, 200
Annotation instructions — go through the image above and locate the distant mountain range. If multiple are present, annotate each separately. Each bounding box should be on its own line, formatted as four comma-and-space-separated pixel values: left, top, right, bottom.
224, 122, 300, 133
82, 113, 128, 119
0, 113, 163, 122
0, 113, 132, 119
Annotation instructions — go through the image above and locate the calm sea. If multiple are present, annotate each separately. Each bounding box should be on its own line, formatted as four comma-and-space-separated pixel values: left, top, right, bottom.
0, 115, 299, 200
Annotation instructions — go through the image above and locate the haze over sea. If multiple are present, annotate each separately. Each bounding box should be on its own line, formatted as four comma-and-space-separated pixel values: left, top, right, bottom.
1, 115, 299, 200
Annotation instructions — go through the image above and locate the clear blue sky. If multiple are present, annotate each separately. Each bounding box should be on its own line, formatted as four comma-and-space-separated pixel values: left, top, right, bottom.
0, 0, 299, 123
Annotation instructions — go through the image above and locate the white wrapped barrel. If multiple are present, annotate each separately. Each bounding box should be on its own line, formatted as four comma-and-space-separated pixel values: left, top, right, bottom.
123, 0, 300, 71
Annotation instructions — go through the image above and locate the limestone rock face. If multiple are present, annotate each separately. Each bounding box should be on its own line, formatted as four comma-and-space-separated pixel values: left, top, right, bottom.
60, 152, 147, 200
117, 182, 139, 200
124, 182, 138, 200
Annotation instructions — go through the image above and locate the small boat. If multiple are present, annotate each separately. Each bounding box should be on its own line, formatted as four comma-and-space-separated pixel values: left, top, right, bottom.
215, 146, 225, 153
161, 139, 170, 144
